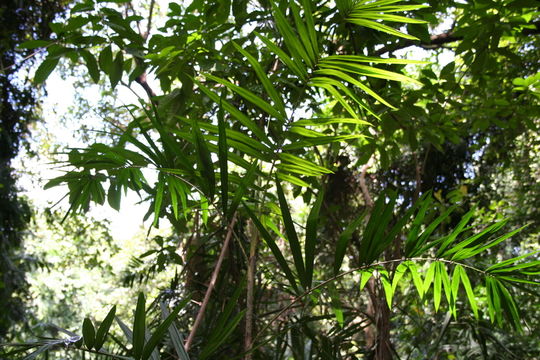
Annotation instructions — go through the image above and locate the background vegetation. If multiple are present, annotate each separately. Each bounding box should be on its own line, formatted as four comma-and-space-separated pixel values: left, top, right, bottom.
1, 0, 539, 359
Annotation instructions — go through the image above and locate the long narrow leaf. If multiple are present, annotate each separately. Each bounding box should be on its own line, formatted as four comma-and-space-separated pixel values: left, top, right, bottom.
141, 304, 184, 360
232, 42, 286, 118
94, 305, 116, 350
132, 293, 146, 359
276, 178, 306, 287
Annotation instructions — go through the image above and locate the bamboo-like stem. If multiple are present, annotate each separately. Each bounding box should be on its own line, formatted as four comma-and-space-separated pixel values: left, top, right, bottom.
184, 213, 238, 352
244, 220, 260, 359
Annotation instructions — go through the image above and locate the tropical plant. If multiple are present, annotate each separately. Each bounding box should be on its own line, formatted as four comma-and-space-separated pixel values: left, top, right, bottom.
3, 0, 539, 358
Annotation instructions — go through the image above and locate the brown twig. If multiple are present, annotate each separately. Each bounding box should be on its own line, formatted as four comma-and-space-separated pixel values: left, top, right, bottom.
145, 0, 156, 41
184, 213, 238, 352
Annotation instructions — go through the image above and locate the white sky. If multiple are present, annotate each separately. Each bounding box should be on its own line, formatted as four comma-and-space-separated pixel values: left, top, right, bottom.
15, 71, 156, 241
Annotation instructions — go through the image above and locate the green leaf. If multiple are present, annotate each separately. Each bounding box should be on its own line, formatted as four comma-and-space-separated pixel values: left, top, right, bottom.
325, 54, 428, 65
290, 0, 316, 64
270, 1, 313, 68
82, 318, 96, 349
451, 225, 527, 261
487, 250, 540, 272
279, 153, 332, 175
196, 80, 270, 144
293, 117, 371, 126
319, 58, 422, 85
133, 293, 146, 360
99, 45, 113, 74
354, 12, 427, 24
34, 58, 59, 84
406, 261, 424, 298
457, 266, 478, 318
159, 302, 190, 360
232, 42, 286, 118
309, 79, 359, 118
305, 189, 324, 288
192, 120, 216, 200
380, 269, 393, 308
110, 51, 123, 88
79, 50, 100, 83
318, 67, 399, 107
406, 202, 457, 257
94, 305, 116, 350
436, 208, 476, 257
423, 261, 437, 297
18, 40, 51, 49
359, 269, 373, 291
347, 17, 419, 40
276, 172, 310, 188
334, 213, 365, 275
141, 304, 183, 360
255, 31, 307, 80
391, 262, 408, 293
433, 263, 442, 312
200, 310, 246, 359
438, 262, 452, 310
153, 176, 164, 227
276, 178, 306, 288
205, 74, 286, 123
450, 266, 461, 318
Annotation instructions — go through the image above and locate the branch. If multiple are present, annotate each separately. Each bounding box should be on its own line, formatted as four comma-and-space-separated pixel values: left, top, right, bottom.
375, 22, 540, 56
144, 0, 156, 40
184, 213, 238, 352
374, 32, 463, 56
134, 72, 157, 99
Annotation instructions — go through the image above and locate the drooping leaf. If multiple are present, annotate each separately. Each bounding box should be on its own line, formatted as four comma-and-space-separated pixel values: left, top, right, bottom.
34, 57, 59, 84
192, 120, 216, 200
276, 178, 306, 287
94, 305, 117, 350
132, 293, 146, 359
141, 304, 183, 360
82, 318, 96, 349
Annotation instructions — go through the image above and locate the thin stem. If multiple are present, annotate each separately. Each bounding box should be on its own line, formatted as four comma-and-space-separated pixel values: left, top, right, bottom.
184, 213, 238, 352
244, 220, 260, 358
145, 0, 156, 40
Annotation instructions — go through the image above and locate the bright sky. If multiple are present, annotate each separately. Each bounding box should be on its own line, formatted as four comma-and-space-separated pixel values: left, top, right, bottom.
15, 70, 157, 241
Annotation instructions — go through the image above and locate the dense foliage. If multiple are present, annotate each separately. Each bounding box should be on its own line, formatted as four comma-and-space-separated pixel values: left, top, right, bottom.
0, 0, 66, 338
2, 0, 539, 359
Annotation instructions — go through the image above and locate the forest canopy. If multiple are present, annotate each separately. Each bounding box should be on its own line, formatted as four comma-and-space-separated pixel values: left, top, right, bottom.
1, 0, 539, 359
